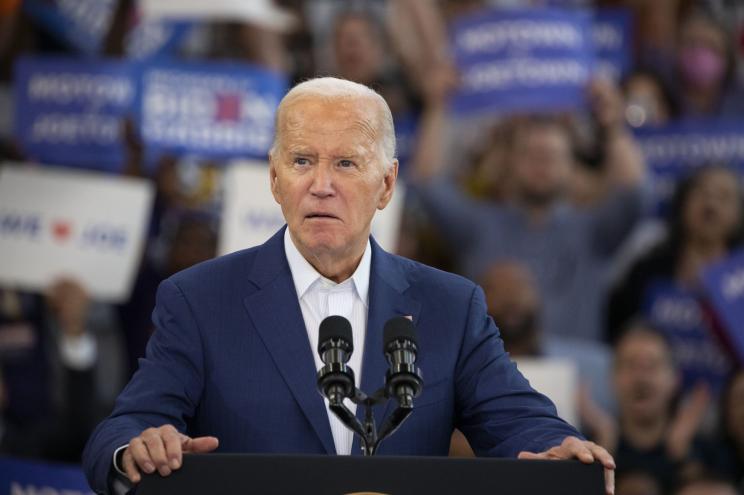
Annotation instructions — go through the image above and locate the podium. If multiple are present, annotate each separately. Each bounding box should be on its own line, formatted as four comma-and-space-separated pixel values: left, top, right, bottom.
137, 454, 605, 494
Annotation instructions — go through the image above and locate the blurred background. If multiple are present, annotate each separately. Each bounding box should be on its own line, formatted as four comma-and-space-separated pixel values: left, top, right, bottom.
0, 0, 743, 494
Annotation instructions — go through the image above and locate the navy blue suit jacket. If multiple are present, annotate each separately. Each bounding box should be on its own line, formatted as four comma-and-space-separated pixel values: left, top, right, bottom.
83, 227, 579, 493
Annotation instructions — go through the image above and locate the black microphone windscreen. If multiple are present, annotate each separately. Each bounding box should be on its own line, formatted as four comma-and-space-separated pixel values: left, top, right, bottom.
383, 316, 417, 350
318, 315, 353, 353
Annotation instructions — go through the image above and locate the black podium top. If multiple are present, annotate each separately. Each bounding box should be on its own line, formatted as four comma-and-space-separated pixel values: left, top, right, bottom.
137, 453, 604, 495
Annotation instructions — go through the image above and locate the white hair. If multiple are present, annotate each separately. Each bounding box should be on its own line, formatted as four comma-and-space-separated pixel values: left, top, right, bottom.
270, 77, 396, 169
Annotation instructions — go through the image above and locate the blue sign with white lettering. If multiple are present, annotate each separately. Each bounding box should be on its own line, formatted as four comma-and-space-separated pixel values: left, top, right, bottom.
23, 0, 117, 56
0, 457, 93, 495
635, 120, 744, 172
138, 62, 287, 160
125, 18, 193, 61
702, 249, 744, 365
641, 280, 733, 392
13, 57, 137, 172
450, 8, 593, 116
592, 9, 632, 81
634, 119, 744, 211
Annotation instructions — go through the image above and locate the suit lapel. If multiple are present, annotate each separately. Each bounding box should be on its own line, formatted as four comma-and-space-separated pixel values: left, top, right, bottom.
351, 240, 421, 456
242, 231, 422, 456
242, 228, 336, 455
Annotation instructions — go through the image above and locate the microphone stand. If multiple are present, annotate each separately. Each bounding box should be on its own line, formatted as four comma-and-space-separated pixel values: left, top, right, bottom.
324, 383, 415, 456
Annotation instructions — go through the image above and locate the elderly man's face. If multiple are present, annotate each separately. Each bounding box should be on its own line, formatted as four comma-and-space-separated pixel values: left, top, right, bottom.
269, 97, 396, 263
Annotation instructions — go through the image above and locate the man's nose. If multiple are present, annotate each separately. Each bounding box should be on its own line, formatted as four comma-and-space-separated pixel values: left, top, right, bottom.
309, 162, 335, 197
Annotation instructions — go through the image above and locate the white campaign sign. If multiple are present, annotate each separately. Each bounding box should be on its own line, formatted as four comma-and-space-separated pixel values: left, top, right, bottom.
0, 164, 154, 302
514, 357, 578, 427
139, 0, 295, 29
219, 161, 405, 256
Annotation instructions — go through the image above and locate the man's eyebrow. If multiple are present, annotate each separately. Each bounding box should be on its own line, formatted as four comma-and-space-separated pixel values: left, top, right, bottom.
287, 147, 316, 156
286, 148, 366, 159
334, 145, 373, 159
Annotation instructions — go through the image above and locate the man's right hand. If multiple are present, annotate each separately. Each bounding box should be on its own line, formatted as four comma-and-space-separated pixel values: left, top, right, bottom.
121, 425, 219, 483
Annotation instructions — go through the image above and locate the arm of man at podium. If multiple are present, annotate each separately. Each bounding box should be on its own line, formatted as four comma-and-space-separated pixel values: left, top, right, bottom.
453, 286, 615, 494
82, 279, 218, 494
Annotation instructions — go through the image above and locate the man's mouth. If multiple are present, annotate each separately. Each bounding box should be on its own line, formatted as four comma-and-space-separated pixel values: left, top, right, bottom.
306, 212, 339, 220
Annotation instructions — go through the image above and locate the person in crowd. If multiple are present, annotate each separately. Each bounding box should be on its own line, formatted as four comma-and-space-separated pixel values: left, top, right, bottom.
385, 0, 453, 93
614, 0, 679, 71
118, 211, 218, 377
0, 278, 124, 462
480, 261, 614, 411
591, 323, 709, 494
330, 9, 420, 116
332, 10, 386, 87
450, 260, 616, 458
673, 472, 740, 495
614, 470, 662, 495
622, 69, 677, 128
410, 72, 647, 342
450, 260, 615, 456
673, 8, 744, 118
607, 165, 743, 392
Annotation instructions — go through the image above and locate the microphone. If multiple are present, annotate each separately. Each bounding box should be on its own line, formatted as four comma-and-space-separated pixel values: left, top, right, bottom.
383, 317, 423, 408
316, 315, 355, 406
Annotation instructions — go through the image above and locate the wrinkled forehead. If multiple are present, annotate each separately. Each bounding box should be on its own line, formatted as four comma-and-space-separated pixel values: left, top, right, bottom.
277, 96, 382, 149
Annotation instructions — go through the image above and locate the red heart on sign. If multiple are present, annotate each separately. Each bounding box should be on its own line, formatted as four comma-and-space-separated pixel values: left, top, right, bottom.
51, 220, 72, 243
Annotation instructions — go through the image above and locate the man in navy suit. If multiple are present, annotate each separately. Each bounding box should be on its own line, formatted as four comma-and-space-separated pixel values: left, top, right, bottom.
82, 77, 615, 494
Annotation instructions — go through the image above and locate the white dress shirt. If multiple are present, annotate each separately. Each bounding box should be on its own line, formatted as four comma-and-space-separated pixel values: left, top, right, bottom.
284, 229, 370, 456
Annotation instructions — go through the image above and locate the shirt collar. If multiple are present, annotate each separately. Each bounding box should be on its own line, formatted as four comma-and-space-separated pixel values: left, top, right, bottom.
283, 229, 371, 306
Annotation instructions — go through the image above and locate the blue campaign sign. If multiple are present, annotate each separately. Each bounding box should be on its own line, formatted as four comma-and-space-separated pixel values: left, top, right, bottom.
641, 280, 734, 393
23, 0, 117, 56
13, 57, 137, 172
635, 119, 744, 172
450, 8, 593, 116
592, 9, 632, 81
126, 18, 194, 61
24, 0, 191, 60
702, 249, 744, 365
634, 119, 744, 211
138, 62, 288, 160
0, 457, 93, 495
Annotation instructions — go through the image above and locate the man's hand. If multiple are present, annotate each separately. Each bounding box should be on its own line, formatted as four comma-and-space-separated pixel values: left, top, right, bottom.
518, 436, 616, 495
588, 78, 625, 133
121, 425, 219, 483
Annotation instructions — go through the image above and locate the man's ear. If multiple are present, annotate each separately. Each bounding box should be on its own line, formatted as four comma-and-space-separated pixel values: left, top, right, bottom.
268, 154, 281, 205
377, 159, 399, 210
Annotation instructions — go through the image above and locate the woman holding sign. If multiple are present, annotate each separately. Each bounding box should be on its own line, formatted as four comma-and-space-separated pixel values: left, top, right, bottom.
608, 165, 744, 393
